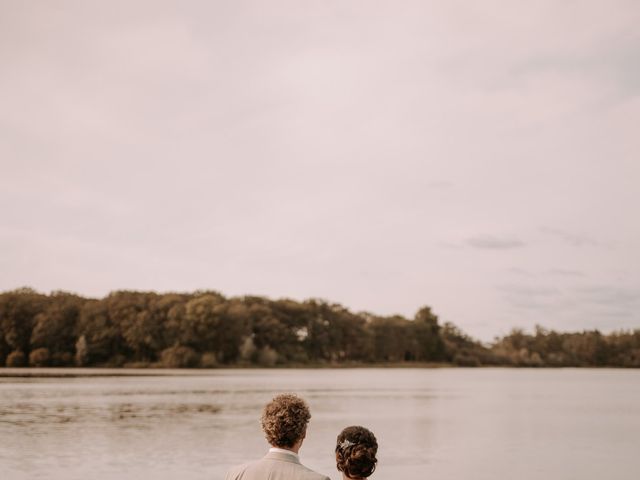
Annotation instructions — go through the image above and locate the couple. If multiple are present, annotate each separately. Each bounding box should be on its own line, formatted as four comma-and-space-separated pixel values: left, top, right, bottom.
225, 393, 378, 480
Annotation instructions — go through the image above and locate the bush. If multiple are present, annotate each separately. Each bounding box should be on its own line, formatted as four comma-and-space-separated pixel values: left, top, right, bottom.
29, 348, 51, 367
453, 353, 480, 367
123, 361, 152, 368
200, 352, 218, 368
160, 345, 199, 368
51, 351, 74, 367
6, 350, 27, 367
105, 354, 127, 367
257, 346, 278, 367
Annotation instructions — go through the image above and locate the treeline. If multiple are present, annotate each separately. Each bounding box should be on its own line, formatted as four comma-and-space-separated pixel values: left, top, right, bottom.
492, 326, 640, 367
0, 288, 638, 368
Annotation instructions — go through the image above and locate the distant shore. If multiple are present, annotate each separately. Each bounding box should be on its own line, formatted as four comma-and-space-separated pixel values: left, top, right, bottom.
3, 363, 637, 378
3, 288, 639, 370
0, 364, 451, 377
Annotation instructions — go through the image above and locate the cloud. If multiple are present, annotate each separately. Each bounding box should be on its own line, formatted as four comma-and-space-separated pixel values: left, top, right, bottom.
498, 284, 560, 297
575, 286, 640, 308
539, 227, 603, 247
497, 284, 563, 312
508, 268, 586, 278
467, 235, 525, 250
496, 282, 639, 333
548, 268, 586, 277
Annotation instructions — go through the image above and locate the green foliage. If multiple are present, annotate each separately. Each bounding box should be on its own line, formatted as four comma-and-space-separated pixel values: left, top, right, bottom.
160, 345, 199, 368
200, 352, 219, 368
411, 306, 446, 361
6, 350, 26, 367
29, 347, 51, 367
370, 316, 411, 362
76, 299, 121, 365
490, 326, 640, 367
257, 346, 278, 366
0, 288, 49, 353
0, 288, 638, 368
30, 292, 82, 365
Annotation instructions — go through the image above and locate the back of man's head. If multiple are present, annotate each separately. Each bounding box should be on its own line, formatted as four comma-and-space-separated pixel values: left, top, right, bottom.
261, 393, 311, 448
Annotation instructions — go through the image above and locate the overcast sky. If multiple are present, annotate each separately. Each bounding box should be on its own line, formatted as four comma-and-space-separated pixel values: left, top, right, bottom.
1, 1, 638, 340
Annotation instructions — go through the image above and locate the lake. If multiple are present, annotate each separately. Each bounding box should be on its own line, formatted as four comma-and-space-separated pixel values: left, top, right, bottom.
0, 368, 639, 480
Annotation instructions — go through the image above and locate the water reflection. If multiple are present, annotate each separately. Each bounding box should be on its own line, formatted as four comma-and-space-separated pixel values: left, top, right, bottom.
1, 369, 639, 480
0, 402, 222, 426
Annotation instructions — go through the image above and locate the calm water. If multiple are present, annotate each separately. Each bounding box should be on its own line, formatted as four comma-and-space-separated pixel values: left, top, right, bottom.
0, 368, 639, 480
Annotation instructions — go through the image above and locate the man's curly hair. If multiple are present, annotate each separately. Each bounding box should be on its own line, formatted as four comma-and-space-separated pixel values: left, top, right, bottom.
261, 393, 311, 448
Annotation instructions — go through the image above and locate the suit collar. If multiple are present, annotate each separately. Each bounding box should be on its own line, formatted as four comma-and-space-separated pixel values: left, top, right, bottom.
265, 450, 302, 465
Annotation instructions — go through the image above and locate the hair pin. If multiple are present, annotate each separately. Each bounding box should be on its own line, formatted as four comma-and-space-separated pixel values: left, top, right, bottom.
340, 439, 355, 449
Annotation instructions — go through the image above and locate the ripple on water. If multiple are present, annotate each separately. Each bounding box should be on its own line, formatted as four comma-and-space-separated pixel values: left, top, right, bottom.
0, 401, 222, 427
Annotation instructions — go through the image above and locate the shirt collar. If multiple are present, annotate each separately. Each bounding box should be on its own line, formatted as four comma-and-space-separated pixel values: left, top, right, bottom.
268, 447, 299, 460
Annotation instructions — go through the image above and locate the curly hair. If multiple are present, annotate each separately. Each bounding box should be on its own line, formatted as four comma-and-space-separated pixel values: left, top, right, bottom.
335, 426, 378, 478
261, 393, 311, 448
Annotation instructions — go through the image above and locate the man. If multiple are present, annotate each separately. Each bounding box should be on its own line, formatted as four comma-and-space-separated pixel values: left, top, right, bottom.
225, 393, 330, 480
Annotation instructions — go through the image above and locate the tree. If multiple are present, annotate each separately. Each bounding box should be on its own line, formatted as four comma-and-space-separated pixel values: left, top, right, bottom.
0, 288, 49, 356
411, 306, 446, 361
369, 316, 410, 362
76, 300, 122, 365
257, 346, 278, 366
105, 291, 153, 362
6, 350, 26, 367
29, 348, 51, 367
160, 345, 199, 368
1, 287, 639, 369
30, 292, 82, 365
179, 295, 248, 363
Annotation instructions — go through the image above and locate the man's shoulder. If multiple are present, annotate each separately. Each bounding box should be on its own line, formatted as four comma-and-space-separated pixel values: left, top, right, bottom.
224, 458, 330, 480
297, 463, 331, 480
223, 461, 249, 480
224, 460, 262, 480
305, 469, 331, 480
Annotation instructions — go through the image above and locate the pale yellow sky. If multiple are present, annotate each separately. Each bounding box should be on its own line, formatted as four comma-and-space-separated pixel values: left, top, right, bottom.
1, 1, 639, 340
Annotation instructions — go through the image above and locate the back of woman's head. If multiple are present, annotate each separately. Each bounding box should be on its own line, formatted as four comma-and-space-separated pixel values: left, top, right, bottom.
335, 426, 378, 479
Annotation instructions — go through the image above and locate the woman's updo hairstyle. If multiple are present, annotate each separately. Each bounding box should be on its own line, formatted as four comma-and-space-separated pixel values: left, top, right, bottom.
335, 426, 378, 479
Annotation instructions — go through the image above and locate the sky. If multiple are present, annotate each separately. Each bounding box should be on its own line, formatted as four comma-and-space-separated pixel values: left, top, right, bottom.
1, 1, 639, 341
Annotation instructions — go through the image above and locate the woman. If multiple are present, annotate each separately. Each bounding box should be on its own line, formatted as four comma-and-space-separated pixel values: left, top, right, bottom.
335, 426, 378, 479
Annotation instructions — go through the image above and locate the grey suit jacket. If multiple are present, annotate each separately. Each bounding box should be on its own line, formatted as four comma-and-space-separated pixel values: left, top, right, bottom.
224, 451, 330, 480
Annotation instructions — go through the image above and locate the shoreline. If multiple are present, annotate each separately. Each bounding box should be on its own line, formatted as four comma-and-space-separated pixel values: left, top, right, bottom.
1, 364, 637, 378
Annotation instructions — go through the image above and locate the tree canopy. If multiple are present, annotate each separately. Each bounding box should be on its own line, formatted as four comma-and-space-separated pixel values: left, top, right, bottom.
0, 288, 638, 368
